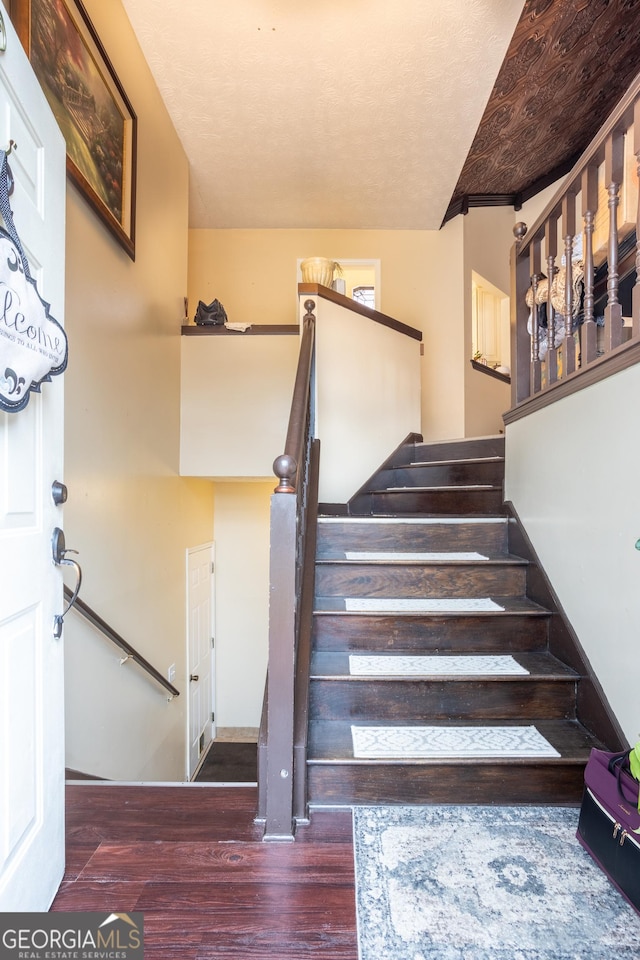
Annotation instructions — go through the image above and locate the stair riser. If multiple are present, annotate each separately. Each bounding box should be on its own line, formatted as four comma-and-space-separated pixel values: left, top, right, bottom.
307, 762, 585, 805
410, 438, 505, 463
316, 521, 508, 557
309, 679, 577, 721
314, 563, 526, 598
312, 613, 549, 651
350, 490, 506, 516
373, 461, 505, 489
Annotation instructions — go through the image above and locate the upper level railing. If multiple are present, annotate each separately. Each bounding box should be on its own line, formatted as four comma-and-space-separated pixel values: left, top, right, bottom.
509, 70, 640, 417
64, 585, 180, 699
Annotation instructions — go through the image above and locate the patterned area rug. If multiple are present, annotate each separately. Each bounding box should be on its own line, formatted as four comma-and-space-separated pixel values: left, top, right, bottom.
344, 598, 505, 612
350, 725, 560, 758
348, 655, 529, 676
353, 805, 640, 960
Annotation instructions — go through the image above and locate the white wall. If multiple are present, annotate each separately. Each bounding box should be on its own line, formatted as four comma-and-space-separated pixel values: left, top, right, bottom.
313, 295, 422, 502
463, 206, 512, 436
180, 334, 300, 478
63, 0, 214, 781
188, 225, 468, 442
505, 365, 640, 744
516, 176, 568, 237
212, 483, 272, 728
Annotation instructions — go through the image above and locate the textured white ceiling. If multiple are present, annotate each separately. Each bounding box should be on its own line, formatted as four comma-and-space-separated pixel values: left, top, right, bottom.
120, 0, 524, 230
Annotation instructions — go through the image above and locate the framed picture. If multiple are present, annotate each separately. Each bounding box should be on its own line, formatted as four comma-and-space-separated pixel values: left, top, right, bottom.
10, 0, 137, 259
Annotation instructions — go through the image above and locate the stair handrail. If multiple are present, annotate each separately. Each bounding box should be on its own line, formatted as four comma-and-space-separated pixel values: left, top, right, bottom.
259, 298, 318, 840
272, 298, 317, 494
63, 585, 180, 698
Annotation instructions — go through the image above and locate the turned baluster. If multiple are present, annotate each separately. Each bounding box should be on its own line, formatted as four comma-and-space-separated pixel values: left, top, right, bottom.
530, 239, 542, 394
633, 100, 640, 339
581, 164, 598, 363
604, 132, 624, 350
562, 192, 577, 375
545, 215, 559, 385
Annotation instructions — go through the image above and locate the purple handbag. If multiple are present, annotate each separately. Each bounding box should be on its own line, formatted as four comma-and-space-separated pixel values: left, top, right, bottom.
576, 748, 640, 915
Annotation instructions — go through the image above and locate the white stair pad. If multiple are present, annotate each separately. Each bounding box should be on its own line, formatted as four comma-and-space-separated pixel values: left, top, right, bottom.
344, 551, 489, 561
351, 725, 561, 758
344, 598, 504, 612
348, 655, 529, 676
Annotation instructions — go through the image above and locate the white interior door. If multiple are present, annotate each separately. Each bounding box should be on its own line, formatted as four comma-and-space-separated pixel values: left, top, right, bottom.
187, 543, 215, 778
0, 5, 67, 910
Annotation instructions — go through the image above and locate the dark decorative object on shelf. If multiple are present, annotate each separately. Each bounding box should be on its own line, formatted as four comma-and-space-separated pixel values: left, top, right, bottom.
194, 298, 227, 325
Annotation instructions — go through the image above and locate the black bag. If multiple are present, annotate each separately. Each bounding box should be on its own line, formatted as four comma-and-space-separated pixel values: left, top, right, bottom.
194, 298, 227, 326
576, 748, 640, 914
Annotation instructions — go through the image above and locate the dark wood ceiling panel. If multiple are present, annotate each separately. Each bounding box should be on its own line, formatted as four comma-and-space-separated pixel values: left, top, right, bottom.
446, 0, 640, 222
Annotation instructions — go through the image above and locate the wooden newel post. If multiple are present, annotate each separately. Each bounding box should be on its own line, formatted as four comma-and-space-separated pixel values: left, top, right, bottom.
273, 454, 297, 494
512, 222, 531, 404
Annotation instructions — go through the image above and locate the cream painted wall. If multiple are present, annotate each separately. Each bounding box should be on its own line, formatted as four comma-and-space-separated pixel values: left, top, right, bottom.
188, 225, 467, 441
184, 226, 468, 736
63, 0, 214, 781
516, 177, 568, 238
463, 207, 512, 436
505, 366, 640, 745
212, 483, 272, 728
180, 334, 300, 478
312, 295, 422, 502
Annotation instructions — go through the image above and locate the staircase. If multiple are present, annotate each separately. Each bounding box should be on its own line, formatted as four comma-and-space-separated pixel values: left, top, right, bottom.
307, 435, 605, 806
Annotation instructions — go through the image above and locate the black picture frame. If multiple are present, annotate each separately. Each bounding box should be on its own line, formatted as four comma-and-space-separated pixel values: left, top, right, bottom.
11, 0, 137, 259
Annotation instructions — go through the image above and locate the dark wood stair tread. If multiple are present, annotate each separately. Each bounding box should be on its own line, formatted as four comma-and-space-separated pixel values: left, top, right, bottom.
373, 484, 501, 493
309, 651, 578, 681
410, 437, 505, 462
315, 552, 526, 564
409, 456, 505, 467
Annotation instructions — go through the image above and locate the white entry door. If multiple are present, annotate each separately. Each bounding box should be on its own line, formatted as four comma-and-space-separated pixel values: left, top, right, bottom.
187, 543, 215, 778
0, 5, 67, 910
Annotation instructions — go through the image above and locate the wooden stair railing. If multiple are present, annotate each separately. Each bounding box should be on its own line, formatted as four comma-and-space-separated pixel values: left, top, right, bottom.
258, 299, 319, 840
63, 585, 180, 698
510, 69, 640, 419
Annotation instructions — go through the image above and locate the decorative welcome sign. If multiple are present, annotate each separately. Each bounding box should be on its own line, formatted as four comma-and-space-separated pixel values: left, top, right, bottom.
0, 153, 67, 413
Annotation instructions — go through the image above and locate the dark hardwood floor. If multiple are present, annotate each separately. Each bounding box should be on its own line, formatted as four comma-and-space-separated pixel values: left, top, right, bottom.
52, 784, 357, 959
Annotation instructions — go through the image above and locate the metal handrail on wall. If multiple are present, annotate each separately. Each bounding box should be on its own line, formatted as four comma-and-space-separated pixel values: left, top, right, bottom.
63, 585, 180, 698
258, 299, 318, 841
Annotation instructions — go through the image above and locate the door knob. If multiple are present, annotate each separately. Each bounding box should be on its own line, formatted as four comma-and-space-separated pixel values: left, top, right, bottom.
52, 480, 68, 505
190, 674, 199, 682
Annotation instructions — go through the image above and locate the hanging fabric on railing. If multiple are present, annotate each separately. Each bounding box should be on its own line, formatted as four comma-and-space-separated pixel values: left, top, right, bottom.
525, 262, 586, 361
0, 150, 68, 413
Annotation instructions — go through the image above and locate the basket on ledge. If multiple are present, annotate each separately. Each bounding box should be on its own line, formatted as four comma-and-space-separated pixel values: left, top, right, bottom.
300, 257, 338, 287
